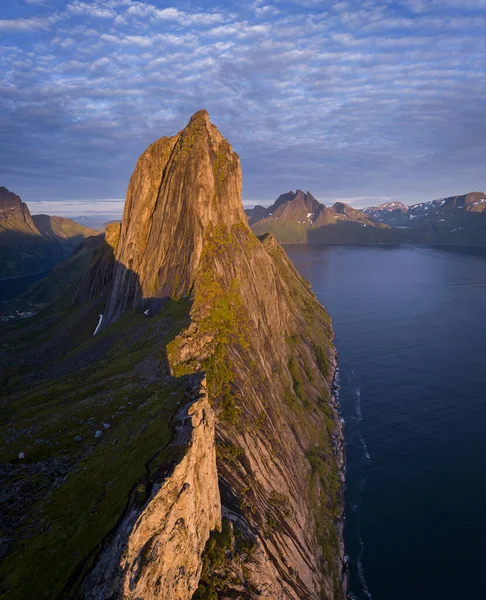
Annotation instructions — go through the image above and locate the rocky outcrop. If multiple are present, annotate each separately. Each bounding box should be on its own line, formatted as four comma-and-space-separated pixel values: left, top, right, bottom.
86, 112, 347, 599
0, 186, 39, 234
103, 110, 245, 326
80, 380, 221, 600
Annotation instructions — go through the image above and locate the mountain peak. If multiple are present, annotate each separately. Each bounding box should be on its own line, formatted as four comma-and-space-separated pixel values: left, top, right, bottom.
103, 111, 246, 324
187, 108, 210, 127
0, 186, 25, 211
0, 185, 38, 233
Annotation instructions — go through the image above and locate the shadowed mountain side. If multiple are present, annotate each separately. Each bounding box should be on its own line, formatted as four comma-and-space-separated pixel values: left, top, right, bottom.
0, 232, 213, 600
0, 187, 98, 279
20, 234, 105, 309
0, 231, 63, 279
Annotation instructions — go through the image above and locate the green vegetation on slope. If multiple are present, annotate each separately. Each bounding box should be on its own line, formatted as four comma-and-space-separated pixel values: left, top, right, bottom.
168, 225, 344, 597
168, 223, 251, 424
0, 290, 193, 599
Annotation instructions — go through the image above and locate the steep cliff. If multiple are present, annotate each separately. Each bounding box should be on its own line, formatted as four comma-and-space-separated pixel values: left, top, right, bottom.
80, 380, 221, 600
0, 112, 345, 600
91, 111, 346, 598
103, 110, 245, 325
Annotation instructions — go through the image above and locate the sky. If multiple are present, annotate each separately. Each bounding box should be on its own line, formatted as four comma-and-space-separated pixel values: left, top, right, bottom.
1, 0, 486, 218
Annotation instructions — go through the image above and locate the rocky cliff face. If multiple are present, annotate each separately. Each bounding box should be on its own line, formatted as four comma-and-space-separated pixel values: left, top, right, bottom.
0, 186, 39, 234
0, 112, 345, 600
83, 112, 346, 599
80, 380, 221, 600
103, 110, 245, 325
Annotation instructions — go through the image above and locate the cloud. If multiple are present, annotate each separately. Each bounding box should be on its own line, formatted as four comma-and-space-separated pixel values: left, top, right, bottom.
28, 199, 125, 216
0, 15, 60, 31
67, 2, 116, 19
121, 4, 225, 26
1, 0, 485, 207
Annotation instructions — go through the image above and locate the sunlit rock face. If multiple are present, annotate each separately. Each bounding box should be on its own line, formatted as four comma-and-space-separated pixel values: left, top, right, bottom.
104, 110, 246, 325
81, 383, 221, 600
82, 111, 346, 599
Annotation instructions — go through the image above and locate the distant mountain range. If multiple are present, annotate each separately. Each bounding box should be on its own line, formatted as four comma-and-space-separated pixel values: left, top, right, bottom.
247, 190, 393, 243
247, 190, 486, 246
71, 215, 122, 231
364, 191, 486, 224
0, 186, 99, 279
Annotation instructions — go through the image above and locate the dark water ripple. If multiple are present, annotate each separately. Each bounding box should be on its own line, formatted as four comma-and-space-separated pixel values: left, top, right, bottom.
286, 244, 486, 600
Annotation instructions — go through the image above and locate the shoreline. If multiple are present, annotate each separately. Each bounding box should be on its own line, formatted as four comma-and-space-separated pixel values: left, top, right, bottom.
281, 241, 486, 250
330, 353, 349, 597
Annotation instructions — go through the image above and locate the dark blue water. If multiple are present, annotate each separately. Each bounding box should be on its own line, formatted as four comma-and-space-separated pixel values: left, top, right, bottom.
285, 244, 486, 600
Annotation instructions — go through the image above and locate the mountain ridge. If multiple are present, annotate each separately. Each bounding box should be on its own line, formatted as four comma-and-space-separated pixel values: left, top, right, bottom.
1, 112, 346, 600
248, 189, 392, 243
364, 191, 486, 225
248, 189, 486, 246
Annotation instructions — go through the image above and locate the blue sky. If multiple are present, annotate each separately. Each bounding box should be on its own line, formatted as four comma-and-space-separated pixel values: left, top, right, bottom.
1, 0, 486, 216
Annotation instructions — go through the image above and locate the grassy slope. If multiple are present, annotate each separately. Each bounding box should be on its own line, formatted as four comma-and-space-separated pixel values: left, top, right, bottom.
252, 219, 309, 243
0, 262, 192, 599
32, 214, 98, 242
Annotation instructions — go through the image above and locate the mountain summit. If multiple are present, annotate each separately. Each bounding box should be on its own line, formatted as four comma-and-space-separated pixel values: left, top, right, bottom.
104, 109, 245, 325
0, 186, 39, 234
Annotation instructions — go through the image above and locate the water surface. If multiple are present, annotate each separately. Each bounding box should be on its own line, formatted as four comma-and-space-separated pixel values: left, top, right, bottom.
285, 244, 486, 600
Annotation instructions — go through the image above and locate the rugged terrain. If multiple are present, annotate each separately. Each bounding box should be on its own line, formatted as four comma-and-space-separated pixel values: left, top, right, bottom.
0, 112, 346, 599
248, 190, 393, 244
363, 192, 486, 246
0, 186, 98, 278
248, 190, 486, 247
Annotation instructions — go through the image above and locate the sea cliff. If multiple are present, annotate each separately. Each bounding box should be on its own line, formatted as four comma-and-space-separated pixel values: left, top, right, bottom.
0, 111, 346, 599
